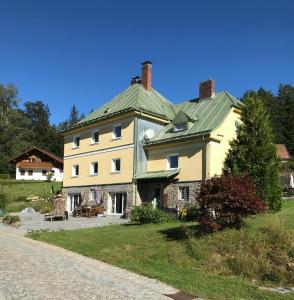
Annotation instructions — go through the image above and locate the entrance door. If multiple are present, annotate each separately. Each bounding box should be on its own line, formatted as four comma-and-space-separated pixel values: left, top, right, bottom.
68, 193, 81, 213
109, 193, 127, 214
153, 187, 162, 209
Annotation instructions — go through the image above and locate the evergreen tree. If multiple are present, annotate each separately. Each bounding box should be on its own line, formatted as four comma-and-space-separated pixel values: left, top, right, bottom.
278, 84, 294, 155
224, 94, 281, 211
68, 105, 79, 127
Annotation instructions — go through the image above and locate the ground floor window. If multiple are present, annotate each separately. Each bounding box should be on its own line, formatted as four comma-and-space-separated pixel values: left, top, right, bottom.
68, 193, 81, 212
179, 186, 189, 201
42, 170, 47, 176
20, 169, 25, 176
109, 192, 126, 214
28, 169, 33, 176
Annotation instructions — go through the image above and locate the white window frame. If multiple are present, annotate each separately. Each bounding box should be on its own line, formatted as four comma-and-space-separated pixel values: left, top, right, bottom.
179, 186, 189, 201
91, 129, 99, 145
72, 164, 79, 177
111, 158, 121, 173
90, 161, 98, 176
112, 124, 122, 140
167, 154, 179, 170
72, 135, 80, 149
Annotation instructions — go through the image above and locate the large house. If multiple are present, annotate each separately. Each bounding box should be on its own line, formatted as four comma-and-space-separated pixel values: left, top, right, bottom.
9, 146, 63, 181
61, 61, 242, 214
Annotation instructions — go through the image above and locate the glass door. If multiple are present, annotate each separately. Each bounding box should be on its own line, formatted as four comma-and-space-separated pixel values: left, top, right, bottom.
69, 193, 81, 212
109, 193, 127, 214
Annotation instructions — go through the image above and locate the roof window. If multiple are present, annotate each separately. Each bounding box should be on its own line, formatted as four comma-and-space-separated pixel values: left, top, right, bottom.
174, 123, 187, 132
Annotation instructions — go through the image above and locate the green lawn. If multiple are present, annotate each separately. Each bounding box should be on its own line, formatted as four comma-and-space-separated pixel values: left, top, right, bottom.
0, 179, 62, 212
29, 201, 294, 300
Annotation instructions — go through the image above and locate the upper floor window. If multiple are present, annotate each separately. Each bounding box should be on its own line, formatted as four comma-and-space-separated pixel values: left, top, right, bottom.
72, 164, 79, 177
179, 186, 189, 201
174, 123, 187, 132
28, 169, 33, 176
168, 155, 178, 170
112, 125, 122, 139
91, 130, 99, 144
112, 158, 121, 173
20, 169, 25, 176
73, 136, 80, 148
42, 170, 47, 176
90, 162, 98, 175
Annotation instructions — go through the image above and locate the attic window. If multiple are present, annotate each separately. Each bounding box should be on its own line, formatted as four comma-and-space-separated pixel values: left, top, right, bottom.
104, 108, 110, 114
174, 123, 187, 132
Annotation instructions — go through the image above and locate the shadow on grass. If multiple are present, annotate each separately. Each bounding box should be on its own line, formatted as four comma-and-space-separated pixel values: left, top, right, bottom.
159, 224, 201, 241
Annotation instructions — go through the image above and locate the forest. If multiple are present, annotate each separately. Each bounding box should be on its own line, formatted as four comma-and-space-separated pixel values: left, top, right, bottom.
0, 83, 293, 175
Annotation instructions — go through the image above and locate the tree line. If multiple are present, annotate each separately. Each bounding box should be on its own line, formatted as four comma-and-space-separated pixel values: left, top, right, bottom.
0, 84, 84, 174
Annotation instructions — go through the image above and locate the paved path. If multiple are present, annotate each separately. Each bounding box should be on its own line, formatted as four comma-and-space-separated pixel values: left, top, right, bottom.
0, 226, 179, 300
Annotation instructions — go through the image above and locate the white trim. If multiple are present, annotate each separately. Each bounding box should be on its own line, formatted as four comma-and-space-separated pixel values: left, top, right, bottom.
91, 129, 100, 145
112, 123, 122, 139
167, 153, 179, 170
111, 158, 121, 173
90, 161, 98, 175
72, 135, 80, 149
64, 144, 134, 160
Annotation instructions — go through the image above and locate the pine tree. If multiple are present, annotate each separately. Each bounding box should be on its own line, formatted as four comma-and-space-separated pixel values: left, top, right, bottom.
224, 94, 281, 211
68, 105, 79, 127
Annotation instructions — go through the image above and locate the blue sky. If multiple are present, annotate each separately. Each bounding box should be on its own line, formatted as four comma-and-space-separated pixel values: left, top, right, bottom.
0, 0, 293, 124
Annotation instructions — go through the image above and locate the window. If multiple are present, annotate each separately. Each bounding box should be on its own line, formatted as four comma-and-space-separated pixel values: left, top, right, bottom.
168, 155, 178, 170
73, 136, 80, 148
91, 130, 99, 144
174, 123, 187, 132
28, 170, 33, 176
112, 125, 122, 139
112, 158, 121, 172
51, 169, 55, 174
42, 170, 47, 176
179, 187, 189, 201
90, 189, 98, 202
72, 165, 79, 176
90, 162, 98, 175
20, 169, 25, 176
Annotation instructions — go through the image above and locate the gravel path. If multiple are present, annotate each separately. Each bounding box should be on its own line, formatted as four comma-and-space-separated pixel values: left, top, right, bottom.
16, 212, 128, 233
0, 228, 179, 299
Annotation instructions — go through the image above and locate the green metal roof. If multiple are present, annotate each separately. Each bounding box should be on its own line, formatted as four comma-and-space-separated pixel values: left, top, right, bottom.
145, 91, 242, 146
75, 83, 175, 128
135, 169, 179, 180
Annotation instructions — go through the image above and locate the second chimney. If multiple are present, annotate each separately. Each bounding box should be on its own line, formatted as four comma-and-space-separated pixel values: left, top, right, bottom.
141, 61, 152, 91
199, 79, 215, 99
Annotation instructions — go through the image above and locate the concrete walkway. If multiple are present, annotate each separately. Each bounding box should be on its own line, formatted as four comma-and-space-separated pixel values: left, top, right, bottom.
0, 225, 179, 300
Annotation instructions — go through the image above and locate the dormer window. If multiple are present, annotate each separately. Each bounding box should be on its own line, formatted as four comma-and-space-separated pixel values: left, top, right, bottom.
174, 123, 187, 132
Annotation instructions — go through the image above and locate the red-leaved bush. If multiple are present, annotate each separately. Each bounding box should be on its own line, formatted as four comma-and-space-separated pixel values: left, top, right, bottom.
198, 175, 266, 233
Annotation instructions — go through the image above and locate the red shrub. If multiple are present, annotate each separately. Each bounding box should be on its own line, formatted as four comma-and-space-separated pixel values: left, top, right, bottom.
198, 175, 266, 233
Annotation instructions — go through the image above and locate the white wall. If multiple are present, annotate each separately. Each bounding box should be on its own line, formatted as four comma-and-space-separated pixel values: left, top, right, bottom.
16, 167, 63, 181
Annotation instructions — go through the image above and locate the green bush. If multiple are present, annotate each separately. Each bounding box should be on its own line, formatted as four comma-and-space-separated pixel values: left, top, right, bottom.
3, 215, 21, 224
131, 204, 168, 224
186, 205, 200, 221
0, 191, 10, 210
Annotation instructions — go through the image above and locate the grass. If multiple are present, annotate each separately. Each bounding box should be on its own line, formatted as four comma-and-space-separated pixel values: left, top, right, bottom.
28, 201, 294, 300
0, 179, 61, 212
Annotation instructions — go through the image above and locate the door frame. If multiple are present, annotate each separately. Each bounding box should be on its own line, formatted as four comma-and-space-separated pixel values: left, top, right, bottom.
108, 192, 127, 215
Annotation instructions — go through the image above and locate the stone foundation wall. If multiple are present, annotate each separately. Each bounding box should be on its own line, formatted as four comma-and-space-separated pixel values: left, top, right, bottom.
164, 181, 201, 208
62, 183, 135, 212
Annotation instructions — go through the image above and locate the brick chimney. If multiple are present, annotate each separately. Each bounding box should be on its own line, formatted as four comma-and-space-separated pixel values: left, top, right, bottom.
141, 61, 152, 91
199, 79, 215, 99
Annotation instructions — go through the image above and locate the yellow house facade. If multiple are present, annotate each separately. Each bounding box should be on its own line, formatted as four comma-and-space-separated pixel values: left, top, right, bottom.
62, 61, 241, 214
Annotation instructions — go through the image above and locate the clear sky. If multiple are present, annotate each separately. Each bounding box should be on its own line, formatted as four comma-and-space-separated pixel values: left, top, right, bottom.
0, 0, 293, 124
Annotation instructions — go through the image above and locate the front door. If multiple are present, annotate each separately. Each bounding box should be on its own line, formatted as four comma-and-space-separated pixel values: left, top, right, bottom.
109, 193, 127, 214
68, 193, 81, 213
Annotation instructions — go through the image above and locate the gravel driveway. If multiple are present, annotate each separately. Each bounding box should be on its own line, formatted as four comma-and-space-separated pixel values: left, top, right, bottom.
0, 226, 179, 300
